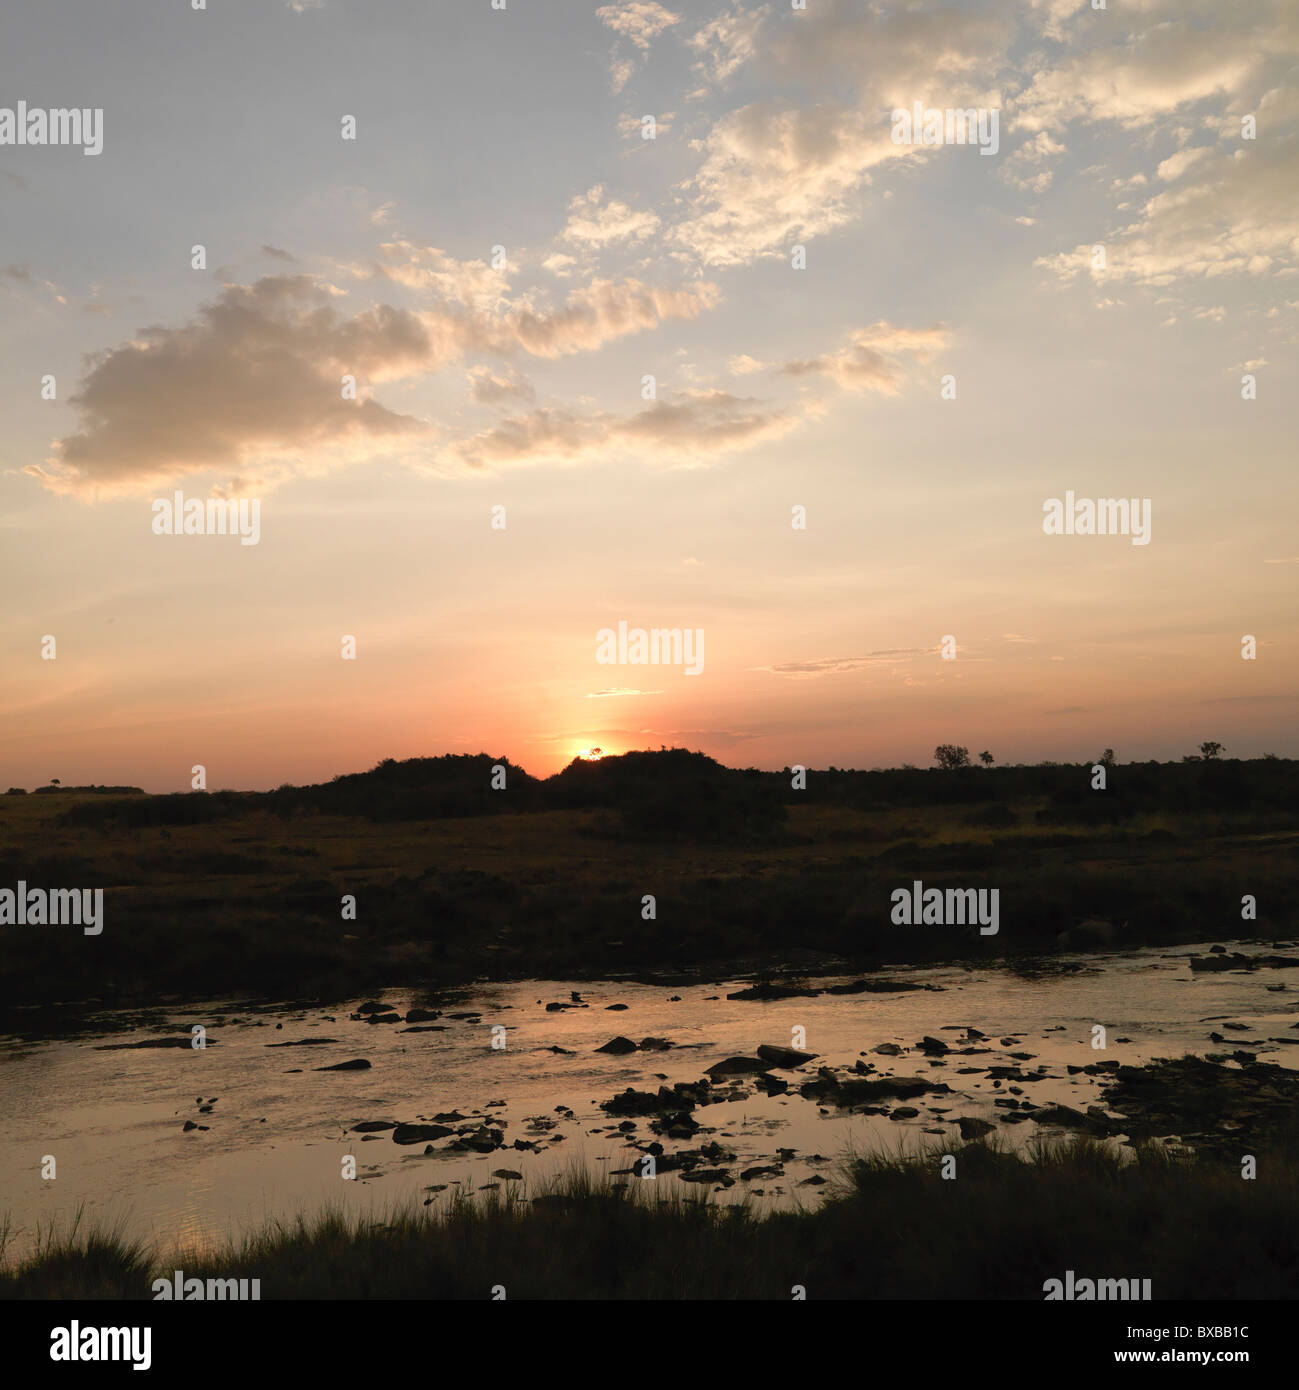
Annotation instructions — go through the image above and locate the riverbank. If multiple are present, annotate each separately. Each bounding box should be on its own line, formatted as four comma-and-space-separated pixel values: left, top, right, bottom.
4, 781, 1297, 1015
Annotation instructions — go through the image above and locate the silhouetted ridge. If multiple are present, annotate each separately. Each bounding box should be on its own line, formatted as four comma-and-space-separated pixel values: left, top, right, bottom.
549, 747, 784, 842
45, 751, 1299, 834
313, 754, 541, 821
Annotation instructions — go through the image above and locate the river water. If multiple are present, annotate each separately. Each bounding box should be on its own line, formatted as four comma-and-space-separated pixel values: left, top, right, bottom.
2, 943, 1297, 1262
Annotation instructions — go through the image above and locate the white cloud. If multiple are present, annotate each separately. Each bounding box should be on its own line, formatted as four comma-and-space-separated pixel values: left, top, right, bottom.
368, 242, 511, 311
672, 102, 913, 266
561, 184, 661, 247
778, 322, 950, 395
686, 3, 765, 84
597, 2, 680, 52
29, 269, 723, 495
467, 365, 535, 405
1002, 130, 1066, 193
439, 388, 796, 471
1036, 88, 1299, 286
1012, 0, 1297, 132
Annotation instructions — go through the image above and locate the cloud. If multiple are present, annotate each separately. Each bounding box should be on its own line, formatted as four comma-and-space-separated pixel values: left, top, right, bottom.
671, 101, 913, 266
667, 0, 1291, 274
28, 265, 724, 496
1026, 0, 1091, 44
609, 56, 635, 94
467, 364, 535, 405
31, 276, 433, 497
585, 687, 663, 697
777, 321, 950, 394
1036, 87, 1299, 286
343, 248, 718, 355
1001, 131, 1067, 193
501, 277, 720, 358
598, 2, 679, 92
1156, 146, 1214, 183
616, 387, 795, 452
561, 184, 661, 247
439, 388, 795, 471
365, 241, 512, 311
619, 111, 674, 141
668, 0, 1012, 266
261, 244, 295, 262
759, 650, 924, 678
765, 0, 1013, 106
1012, 0, 1295, 132
440, 407, 604, 470
1199, 693, 1299, 705
686, 3, 765, 84
597, 2, 680, 52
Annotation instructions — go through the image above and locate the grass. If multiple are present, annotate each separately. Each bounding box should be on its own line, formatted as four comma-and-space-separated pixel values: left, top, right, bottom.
5, 1137, 1298, 1300
3, 789, 1297, 1015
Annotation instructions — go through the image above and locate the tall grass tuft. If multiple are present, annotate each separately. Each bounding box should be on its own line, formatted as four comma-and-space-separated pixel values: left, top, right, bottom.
4, 1139, 1298, 1300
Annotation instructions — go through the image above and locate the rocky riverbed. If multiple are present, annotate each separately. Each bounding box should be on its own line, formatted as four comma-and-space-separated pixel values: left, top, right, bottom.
2, 939, 1297, 1258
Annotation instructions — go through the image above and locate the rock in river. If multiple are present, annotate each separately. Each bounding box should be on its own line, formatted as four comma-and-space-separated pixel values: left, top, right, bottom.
392, 1123, 455, 1144
705, 1056, 771, 1078
756, 1044, 819, 1068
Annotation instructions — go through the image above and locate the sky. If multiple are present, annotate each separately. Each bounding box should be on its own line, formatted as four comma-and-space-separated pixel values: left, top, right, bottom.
2, 0, 1296, 791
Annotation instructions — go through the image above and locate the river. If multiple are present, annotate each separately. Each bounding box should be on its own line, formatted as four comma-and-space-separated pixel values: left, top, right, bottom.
2, 942, 1296, 1262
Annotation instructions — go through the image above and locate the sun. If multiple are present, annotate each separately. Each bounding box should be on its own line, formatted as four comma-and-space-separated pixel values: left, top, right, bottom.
576, 747, 605, 761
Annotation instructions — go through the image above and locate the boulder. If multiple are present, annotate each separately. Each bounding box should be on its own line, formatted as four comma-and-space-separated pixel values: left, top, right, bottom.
705, 1055, 771, 1078
680, 1168, 733, 1186
755, 1044, 819, 1068
391, 1123, 455, 1144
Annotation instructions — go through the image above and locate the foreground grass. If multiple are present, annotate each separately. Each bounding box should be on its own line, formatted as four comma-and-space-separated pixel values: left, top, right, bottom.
5, 1137, 1298, 1299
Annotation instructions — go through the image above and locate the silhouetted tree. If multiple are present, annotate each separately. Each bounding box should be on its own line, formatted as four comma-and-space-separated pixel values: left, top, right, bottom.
1200, 741, 1224, 760
978, 750, 995, 766
933, 744, 971, 770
